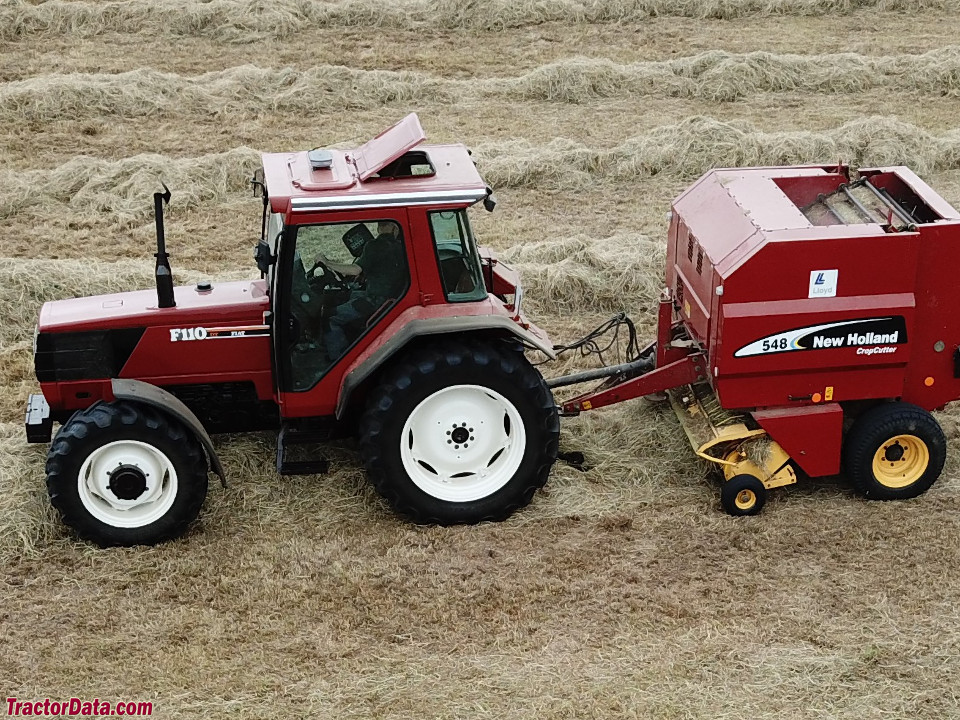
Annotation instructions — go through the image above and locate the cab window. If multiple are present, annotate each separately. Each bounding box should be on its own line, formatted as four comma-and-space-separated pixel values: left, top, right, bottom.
428, 210, 487, 302
284, 219, 409, 391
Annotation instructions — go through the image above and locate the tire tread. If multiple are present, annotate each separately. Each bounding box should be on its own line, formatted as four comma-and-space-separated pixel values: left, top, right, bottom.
46, 401, 208, 546
359, 339, 559, 524
843, 402, 946, 500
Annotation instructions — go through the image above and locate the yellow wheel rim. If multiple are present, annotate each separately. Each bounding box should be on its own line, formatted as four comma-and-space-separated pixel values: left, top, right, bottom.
734, 489, 757, 510
872, 434, 929, 489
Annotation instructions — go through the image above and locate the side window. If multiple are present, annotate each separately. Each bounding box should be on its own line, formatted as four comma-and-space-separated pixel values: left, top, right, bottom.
428, 210, 487, 303
285, 220, 409, 391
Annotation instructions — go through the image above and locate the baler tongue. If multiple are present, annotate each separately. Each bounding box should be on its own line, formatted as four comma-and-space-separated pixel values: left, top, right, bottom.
802, 179, 918, 230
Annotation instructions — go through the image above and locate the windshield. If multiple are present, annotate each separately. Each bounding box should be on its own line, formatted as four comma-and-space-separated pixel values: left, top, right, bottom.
428, 209, 487, 303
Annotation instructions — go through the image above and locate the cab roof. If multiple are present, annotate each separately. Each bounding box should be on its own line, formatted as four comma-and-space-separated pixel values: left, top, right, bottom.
263, 113, 489, 215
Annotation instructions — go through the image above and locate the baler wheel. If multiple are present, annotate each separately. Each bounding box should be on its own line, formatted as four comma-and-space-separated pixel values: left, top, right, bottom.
721, 474, 767, 516
844, 403, 946, 500
46, 401, 208, 547
358, 339, 559, 524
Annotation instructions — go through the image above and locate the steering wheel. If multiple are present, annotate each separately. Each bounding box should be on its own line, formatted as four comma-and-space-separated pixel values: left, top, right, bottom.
307, 259, 351, 291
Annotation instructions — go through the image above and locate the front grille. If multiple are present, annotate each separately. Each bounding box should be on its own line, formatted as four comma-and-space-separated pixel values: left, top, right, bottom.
35, 328, 145, 382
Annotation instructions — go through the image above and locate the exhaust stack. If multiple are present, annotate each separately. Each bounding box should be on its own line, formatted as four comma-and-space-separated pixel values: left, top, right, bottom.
154, 184, 175, 309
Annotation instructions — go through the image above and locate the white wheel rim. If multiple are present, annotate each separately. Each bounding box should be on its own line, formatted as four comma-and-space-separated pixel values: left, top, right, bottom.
400, 385, 527, 503
77, 440, 179, 528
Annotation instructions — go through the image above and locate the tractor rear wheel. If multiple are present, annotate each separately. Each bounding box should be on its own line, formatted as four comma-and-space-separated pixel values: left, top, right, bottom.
359, 340, 559, 524
843, 402, 946, 500
46, 401, 209, 546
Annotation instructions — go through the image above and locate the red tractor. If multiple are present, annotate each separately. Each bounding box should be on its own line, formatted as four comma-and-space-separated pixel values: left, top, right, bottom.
26, 114, 960, 546
27, 115, 560, 546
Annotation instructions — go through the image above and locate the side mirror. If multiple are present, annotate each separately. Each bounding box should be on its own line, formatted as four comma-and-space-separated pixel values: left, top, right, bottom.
251, 168, 265, 198
483, 185, 497, 212
254, 240, 275, 276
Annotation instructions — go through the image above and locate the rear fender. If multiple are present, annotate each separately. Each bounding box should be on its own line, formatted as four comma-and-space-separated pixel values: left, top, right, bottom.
335, 316, 555, 419
111, 379, 226, 486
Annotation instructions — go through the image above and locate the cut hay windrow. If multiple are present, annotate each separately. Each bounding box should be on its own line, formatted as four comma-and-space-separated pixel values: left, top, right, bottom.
0, 147, 260, 227
5, 116, 959, 224
9, 47, 960, 120
509, 47, 960, 102
0, 0, 954, 41
477, 115, 960, 186
502, 234, 666, 315
0, 65, 454, 122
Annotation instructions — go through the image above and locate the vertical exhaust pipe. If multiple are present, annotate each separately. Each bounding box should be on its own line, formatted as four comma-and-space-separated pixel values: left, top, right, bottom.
154, 184, 175, 309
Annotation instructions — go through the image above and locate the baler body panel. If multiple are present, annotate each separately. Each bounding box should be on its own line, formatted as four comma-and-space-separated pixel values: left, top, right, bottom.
753, 404, 844, 477
901, 220, 960, 409
668, 164, 960, 419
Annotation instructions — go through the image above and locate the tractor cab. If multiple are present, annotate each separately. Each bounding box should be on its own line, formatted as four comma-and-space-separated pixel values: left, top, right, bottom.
28, 114, 560, 547
249, 114, 537, 419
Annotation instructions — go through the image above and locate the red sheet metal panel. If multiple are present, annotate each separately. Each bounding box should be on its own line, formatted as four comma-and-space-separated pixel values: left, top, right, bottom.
353, 113, 426, 182
753, 404, 844, 478
663, 165, 960, 416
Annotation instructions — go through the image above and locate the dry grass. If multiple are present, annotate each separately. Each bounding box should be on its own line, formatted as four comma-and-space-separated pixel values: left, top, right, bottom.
0, 147, 260, 227
478, 115, 960, 185
1, 0, 955, 43
0, 423, 57, 559
502, 233, 666, 315
9, 47, 960, 123
6, 116, 953, 228
6, 2, 960, 718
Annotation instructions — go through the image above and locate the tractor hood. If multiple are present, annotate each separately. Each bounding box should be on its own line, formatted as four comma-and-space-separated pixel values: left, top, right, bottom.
38, 279, 269, 333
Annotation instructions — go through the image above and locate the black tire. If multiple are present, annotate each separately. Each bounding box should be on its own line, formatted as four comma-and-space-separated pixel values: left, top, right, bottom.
46, 401, 209, 547
721, 474, 767, 516
843, 402, 946, 500
358, 339, 560, 524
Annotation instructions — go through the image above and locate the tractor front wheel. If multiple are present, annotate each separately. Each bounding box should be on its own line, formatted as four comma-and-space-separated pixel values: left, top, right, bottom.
843, 402, 946, 500
359, 340, 559, 524
46, 402, 209, 546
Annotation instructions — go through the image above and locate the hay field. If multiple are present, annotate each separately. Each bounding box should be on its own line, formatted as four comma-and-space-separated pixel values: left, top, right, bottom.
6, 0, 960, 717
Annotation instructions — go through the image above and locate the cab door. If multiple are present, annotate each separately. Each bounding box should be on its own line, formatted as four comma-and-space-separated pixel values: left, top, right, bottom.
274, 209, 414, 417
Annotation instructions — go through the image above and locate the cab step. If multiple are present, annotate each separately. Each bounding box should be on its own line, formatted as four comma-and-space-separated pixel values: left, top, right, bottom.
276, 424, 331, 476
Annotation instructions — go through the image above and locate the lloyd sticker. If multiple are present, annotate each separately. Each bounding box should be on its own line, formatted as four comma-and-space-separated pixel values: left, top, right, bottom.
734, 317, 907, 358
809, 269, 838, 298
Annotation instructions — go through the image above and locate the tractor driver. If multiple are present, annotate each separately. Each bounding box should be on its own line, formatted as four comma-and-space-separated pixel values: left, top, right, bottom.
317, 221, 407, 358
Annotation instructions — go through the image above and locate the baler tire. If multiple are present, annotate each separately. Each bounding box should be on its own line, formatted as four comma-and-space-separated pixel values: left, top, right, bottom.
358, 339, 560, 525
46, 401, 209, 547
720, 474, 767, 516
843, 402, 945, 501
